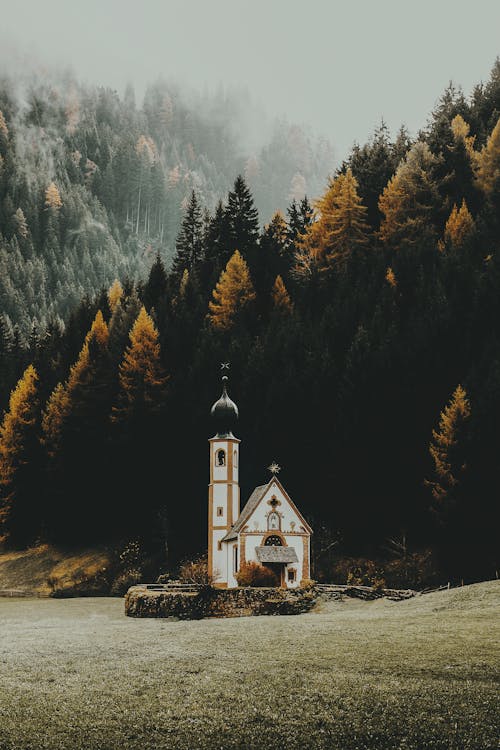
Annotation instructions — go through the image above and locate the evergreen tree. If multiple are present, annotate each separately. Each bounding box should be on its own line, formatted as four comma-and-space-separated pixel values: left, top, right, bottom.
0, 365, 42, 546
224, 175, 260, 265
143, 253, 168, 311
171, 191, 203, 282
208, 250, 256, 331
257, 211, 289, 292
287, 196, 314, 244
342, 121, 403, 229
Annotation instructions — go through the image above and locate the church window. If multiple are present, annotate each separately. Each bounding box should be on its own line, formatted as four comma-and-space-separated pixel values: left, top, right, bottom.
233, 449, 238, 467
268, 512, 280, 531
287, 569, 296, 583
233, 545, 238, 573
217, 506, 224, 517
216, 449, 226, 466
264, 534, 282, 546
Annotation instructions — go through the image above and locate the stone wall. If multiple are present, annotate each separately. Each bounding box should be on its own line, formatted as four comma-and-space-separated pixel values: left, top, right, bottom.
125, 585, 317, 620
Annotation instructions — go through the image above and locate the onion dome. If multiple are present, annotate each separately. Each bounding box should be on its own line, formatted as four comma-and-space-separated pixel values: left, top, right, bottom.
211, 375, 238, 438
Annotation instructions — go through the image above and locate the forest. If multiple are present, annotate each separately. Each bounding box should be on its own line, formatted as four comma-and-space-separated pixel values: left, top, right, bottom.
1, 61, 500, 587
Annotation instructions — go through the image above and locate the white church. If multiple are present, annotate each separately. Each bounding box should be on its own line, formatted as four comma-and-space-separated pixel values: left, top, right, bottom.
208, 373, 312, 589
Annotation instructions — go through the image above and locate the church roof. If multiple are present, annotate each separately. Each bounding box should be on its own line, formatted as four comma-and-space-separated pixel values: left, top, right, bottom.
221, 484, 268, 542
221, 476, 313, 543
255, 546, 299, 564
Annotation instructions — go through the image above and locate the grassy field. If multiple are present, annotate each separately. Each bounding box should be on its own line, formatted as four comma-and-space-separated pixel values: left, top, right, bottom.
0, 582, 498, 750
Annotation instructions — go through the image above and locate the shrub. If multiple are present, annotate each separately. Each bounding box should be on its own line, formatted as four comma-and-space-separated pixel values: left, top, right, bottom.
330, 550, 439, 590
110, 569, 142, 596
235, 561, 279, 587
178, 553, 214, 585
345, 559, 385, 588
118, 540, 141, 570
299, 578, 316, 590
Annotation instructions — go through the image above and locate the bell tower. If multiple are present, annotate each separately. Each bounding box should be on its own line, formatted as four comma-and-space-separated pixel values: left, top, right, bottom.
208, 372, 240, 586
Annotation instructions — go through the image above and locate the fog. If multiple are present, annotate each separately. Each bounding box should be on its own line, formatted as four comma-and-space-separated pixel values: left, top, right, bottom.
1, 0, 500, 159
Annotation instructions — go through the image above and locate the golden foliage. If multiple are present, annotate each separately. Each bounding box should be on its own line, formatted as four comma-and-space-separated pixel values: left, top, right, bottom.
272, 275, 293, 312
179, 268, 190, 299
379, 142, 440, 246
136, 135, 157, 166
475, 116, 500, 194
0, 365, 39, 490
444, 200, 475, 249
385, 267, 397, 289
42, 311, 109, 450
265, 211, 288, 247
42, 383, 70, 455
450, 114, 475, 154
108, 279, 124, 313
427, 384, 471, 504
0, 110, 8, 139
67, 311, 109, 394
298, 168, 369, 270
208, 250, 256, 330
45, 182, 63, 210
113, 307, 168, 421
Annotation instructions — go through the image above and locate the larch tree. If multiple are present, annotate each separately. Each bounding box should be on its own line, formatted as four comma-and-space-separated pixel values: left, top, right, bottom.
426, 384, 471, 521
208, 250, 256, 331
0, 110, 8, 140
42, 311, 111, 542
42, 382, 70, 457
178, 268, 190, 300
324, 168, 370, 266
475, 116, 500, 196
298, 169, 370, 271
378, 141, 441, 247
451, 114, 475, 155
443, 200, 476, 250
108, 279, 124, 313
0, 365, 42, 545
112, 307, 168, 423
385, 266, 397, 289
45, 182, 63, 210
111, 306, 170, 545
271, 275, 293, 313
